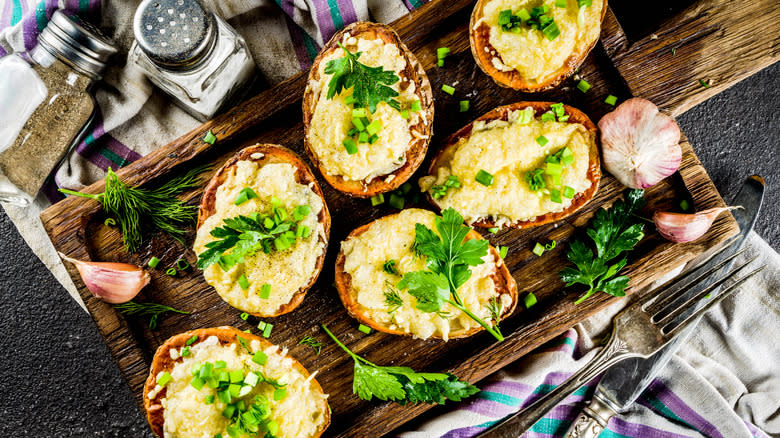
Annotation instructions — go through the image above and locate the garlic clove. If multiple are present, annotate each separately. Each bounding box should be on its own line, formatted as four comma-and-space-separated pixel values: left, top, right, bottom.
599, 98, 682, 189
58, 253, 150, 303
653, 207, 740, 243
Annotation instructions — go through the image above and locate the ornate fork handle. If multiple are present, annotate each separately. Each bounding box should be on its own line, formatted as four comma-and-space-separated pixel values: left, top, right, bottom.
478, 335, 639, 437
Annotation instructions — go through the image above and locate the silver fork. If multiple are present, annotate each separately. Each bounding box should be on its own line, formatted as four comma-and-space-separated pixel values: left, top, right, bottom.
477, 243, 765, 438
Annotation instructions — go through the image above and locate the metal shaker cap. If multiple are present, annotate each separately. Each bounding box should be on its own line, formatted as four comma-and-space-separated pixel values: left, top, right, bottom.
133, 0, 216, 69
37, 10, 118, 79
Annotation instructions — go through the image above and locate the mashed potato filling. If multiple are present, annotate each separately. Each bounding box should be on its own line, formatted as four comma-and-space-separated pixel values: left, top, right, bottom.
420, 109, 593, 227
194, 160, 325, 314
480, 0, 603, 83
156, 336, 328, 438
307, 34, 422, 182
341, 209, 510, 340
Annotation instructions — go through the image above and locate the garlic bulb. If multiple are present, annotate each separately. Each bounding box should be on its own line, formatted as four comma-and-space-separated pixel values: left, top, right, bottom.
653, 207, 740, 243
599, 98, 682, 189
59, 253, 150, 303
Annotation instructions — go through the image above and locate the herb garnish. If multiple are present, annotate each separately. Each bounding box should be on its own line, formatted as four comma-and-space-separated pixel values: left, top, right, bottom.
59, 165, 209, 252
113, 300, 189, 329
383, 259, 399, 275
298, 335, 323, 355
321, 325, 479, 404
325, 43, 401, 113
397, 208, 505, 341
383, 280, 404, 314
197, 201, 312, 271
560, 189, 645, 304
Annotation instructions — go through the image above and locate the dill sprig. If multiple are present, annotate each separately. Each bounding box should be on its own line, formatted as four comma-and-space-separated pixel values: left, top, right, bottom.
59, 164, 209, 252
383, 280, 403, 314
113, 300, 189, 329
298, 335, 323, 355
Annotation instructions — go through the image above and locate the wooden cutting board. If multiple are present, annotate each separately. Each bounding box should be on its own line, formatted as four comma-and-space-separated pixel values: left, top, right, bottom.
40, 0, 778, 436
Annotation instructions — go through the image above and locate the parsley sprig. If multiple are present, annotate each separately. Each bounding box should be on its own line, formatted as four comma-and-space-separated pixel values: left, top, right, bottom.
560, 190, 645, 304
325, 43, 401, 113
197, 202, 312, 272
397, 208, 504, 341
321, 325, 479, 404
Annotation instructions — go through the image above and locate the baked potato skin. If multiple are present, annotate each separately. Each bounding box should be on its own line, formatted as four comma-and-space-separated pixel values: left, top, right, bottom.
302, 21, 434, 198
424, 102, 601, 230
334, 211, 518, 339
143, 326, 331, 438
196, 144, 330, 317
469, 0, 608, 91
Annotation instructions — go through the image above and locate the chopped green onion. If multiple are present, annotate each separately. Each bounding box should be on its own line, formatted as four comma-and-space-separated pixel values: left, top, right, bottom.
532, 242, 545, 257
442, 84, 455, 95
578, 0, 592, 5
576, 79, 591, 93
401, 183, 412, 194
157, 371, 172, 386
555, 0, 567, 7
104, 218, 116, 227
389, 193, 405, 209
400, 109, 410, 119
540, 111, 556, 122
459, 100, 470, 112
215, 360, 226, 369
352, 117, 366, 131
358, 132, 369, 143
147, 256, 160, 269
499, 9, 512, 25
240, 312, 249, 321
475, 169, 494, 186
257, 321, 266, 331
368, 134, 379, 144
437, 47, 451, 59
517, 8, 531, 21
294, 205, 311, 221
370, 193, 385, 206
563, 186, 575, 198
525, 168, 546, 191
352, 108, 367, 118
680, 199, 690, 211
228, 383, 241, 398
499, 246, 508, 259
190, 376, 205, 390
550, 188, 562, 203
244, 371, 259, 387
262, 322, 273, 338
203, 130, 217, 145
366, 120, 382, 135
296, 224, 311, 238
181, 346, 191, 357
437, 58, 444, 67
604, 94, 618, 106
345, 95, 356, 105
238, 274, 250, 290
699, 79, 710, 88
186, 335, 198, 346
198, 363, 213, 379
274, 388, 287, 401
343, 138, 358, 155
545, 162, 562, 176
205, 395, 214, 404
489, 227, 499, 234
411, 100, 422, 112
560, 147, 575, 166
229, 369, 243, 383
542, 21, 560, 40
517, 108, 534, 124
259, 283, 271, 299
234, 187, 258, 205
176, 259, 190, 271
252, 351, 267, 365
524, 292, 537, 308
358, 324, 371, 334
166, 267, 177, 276
536, 135, 549, 147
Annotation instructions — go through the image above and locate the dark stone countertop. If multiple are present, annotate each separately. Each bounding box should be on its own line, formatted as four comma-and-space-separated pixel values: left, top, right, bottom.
0, 63, 777, 437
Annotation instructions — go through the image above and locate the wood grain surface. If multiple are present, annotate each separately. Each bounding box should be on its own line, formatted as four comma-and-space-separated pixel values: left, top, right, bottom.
40, 0, 767, 436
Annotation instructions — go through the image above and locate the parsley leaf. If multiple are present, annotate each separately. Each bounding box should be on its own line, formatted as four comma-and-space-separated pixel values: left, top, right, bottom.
325, 43, 401, 113
322, 325, 478, 404
399, 208, 503, 341
559, 190, 645, 304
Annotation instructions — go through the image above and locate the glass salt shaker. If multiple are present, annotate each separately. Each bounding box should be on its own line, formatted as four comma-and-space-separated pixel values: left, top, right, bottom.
129, 0, 256, 121
0, 11, 117, 206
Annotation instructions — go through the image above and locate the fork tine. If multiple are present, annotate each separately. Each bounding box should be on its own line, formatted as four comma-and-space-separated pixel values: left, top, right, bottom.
652, 254, 759, 326
642, 248, 747, 315
662, 264, 765, 339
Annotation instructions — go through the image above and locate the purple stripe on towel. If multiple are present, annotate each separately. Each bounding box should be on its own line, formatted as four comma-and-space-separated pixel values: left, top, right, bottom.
645, 379, 724, 438
311, 0, 336, 41
1, 0, 12, 29
22, 0, 39, 50
609, 416, 693, 438
335, 0, 357, 25
744, 420, 770, 438
278, 1, 313, 70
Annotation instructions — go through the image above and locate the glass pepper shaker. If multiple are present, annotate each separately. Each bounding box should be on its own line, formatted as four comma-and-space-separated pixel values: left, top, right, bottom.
129, 0, 256, 121
0, 11, 117, 206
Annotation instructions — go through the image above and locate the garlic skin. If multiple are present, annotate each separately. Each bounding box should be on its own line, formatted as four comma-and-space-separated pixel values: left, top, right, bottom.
653, 207, 739, 243
58, 253, 150, 303
599, 98, 682, 189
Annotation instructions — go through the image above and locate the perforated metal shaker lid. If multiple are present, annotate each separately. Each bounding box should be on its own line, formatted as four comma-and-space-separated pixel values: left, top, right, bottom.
133, 0, 216, 69
37, 10, 117, 78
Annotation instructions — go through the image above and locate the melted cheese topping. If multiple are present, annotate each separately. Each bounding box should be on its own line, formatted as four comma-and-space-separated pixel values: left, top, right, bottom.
420, 109, 594, 226
341, 209, 510, 340
480, 0, 603, 83
158, 336, 328, 438
307, 34, 423, 183
193, 160, 325, 314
